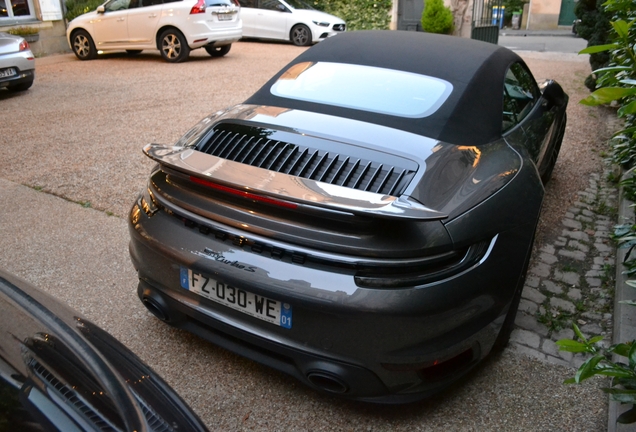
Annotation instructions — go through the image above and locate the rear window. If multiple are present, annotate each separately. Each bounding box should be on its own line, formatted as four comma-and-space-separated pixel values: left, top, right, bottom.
270, 62, 453, 118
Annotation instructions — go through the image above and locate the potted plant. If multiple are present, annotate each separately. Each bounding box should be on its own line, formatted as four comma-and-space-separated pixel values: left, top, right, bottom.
7, 26, 39, 43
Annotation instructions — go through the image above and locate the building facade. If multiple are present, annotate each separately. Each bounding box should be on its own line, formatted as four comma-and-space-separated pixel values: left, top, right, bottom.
0, 0, 69, 55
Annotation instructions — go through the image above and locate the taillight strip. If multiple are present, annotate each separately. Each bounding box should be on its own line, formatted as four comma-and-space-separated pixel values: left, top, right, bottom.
190, 176, 298, 210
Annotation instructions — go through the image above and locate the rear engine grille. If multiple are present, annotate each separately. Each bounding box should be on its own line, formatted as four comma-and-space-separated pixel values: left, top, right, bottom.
197, 123, 415, 196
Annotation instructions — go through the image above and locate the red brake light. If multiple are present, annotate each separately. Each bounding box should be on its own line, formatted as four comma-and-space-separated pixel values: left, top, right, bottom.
232, 0, 240, 5
189, 176, 298, 210
19, 40, 29, 51
190, 0, 205, 14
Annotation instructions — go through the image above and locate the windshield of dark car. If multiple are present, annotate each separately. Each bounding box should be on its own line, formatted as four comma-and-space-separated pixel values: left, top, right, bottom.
270, 62, 453, 118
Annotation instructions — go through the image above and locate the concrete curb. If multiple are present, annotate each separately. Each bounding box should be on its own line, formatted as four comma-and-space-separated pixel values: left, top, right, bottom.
499, 29, 577, 37
609, 167, 636, 431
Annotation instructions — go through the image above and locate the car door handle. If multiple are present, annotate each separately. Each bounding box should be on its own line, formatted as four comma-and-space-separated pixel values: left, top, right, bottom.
148, 13, 157, 17
117, 18, 125, 21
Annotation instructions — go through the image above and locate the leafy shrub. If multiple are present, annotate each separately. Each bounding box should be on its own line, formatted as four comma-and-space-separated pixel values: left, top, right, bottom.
574, 0, 611, 89
558, 1, 636, 424
7, 26, 39, 36
311, 0, 392, 31
421, 0, 454, 34
65, 0, 103, 22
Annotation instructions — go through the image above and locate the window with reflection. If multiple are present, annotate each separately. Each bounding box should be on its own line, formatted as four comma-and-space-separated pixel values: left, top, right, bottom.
0, 0, 34, 19
502, 62, 540, 132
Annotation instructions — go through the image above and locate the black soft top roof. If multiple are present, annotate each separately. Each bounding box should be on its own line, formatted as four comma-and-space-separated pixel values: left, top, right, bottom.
245, 30, 526, 146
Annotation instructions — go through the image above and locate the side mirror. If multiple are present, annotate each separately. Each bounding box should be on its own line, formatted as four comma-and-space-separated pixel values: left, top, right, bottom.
540, 80, 567, 107
97, 5, 105, 12
276, 4, 286, 11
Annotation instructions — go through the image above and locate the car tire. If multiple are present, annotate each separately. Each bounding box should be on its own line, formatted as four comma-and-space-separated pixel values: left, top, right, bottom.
492, 238, 534, 352
205, 44, 231, 57
126, 50, 143, 56
159, 29, 190, 63
7, 79, 33, 92
71, 30, 97, 61
290, 24, 312, 46
540, 113, 567, 185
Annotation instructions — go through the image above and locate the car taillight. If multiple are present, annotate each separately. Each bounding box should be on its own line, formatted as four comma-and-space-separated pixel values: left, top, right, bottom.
189, 176, 298, 210
231, 0, 240, 5
19, 40, 29, 51
190, 0, 205, 14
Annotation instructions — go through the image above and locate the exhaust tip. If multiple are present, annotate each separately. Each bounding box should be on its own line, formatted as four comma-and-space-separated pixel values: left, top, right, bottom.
306, 372, 348, 394
142, 296, 169, 322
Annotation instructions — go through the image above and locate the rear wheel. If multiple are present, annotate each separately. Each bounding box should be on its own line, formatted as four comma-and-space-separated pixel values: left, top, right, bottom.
159, 29, 190, 63
205, 44, 231, 57
290, 24, 311, 46
71, 30, 97, 60
492, 237, 534, 352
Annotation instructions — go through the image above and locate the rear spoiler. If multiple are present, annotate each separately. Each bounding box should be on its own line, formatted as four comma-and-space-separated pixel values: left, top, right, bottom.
144, 144, 447, 221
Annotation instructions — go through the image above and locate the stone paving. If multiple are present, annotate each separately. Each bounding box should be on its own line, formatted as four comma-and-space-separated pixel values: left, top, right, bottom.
509, 170, 618, 368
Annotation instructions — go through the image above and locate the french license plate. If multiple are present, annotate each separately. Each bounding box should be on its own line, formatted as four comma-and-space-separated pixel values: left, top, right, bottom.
217, 13, 233, 21
0, 68, 16, 78
180, 267, 292, 329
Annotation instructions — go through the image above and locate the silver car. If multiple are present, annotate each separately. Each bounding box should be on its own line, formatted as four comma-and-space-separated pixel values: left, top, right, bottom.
0, 32, 35, 92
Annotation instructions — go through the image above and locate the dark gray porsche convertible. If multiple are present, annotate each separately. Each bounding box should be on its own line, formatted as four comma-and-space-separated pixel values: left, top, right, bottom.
128, 31, 568, 403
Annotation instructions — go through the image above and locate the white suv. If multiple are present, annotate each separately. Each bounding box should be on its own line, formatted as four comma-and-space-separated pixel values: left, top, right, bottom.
67, 0, 242, 63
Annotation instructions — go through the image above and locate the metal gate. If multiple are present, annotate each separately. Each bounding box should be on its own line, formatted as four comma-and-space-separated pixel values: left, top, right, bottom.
397, 0, 424, 31
558, 0, 577, 26
471, 0, 502, 44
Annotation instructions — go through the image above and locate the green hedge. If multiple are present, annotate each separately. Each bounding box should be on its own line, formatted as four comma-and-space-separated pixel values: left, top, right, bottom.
310, 0, 392, 31
420, 0, 453, 34
65, 0, 103, 21
65, 0, 392, 31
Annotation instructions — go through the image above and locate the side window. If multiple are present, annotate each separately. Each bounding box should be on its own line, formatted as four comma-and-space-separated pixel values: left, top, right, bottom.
141, 0, 162, 6
261, 0, 284, 11
105, 0, 133, 11
238, 0, 257, 6
502, 62, 540, 132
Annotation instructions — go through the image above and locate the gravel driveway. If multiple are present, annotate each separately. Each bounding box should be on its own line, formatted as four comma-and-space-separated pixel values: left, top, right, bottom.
0, 41, 612, 430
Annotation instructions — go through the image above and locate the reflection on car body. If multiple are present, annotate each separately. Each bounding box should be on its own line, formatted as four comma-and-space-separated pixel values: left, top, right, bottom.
128, 31, 568, 403
0, 270, 208, 431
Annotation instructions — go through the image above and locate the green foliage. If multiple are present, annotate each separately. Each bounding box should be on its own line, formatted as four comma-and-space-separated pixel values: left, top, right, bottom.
310, 0, 392, 31
577, 17, 636, 169
560, 1, 636, 424
420, 0, 454, 34
501, 0, 527, 26
65, 0, 103, 22
7, 26, 39, 36
558, 325, 636, 424
575, 0, 611, 89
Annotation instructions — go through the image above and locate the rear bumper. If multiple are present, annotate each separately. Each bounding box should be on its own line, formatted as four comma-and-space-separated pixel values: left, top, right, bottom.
186, 25, 242, 49
0, 68, 34, 88
128, 197, 533, 401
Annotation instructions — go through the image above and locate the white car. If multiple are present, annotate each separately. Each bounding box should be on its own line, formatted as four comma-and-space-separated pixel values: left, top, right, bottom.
0, 32, 35, 92
67, 0, 242, 63
238, 0, 345, 46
